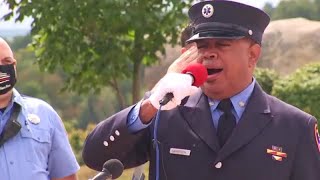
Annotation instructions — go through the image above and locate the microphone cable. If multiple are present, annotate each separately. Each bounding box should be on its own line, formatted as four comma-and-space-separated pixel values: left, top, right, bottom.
153, 104, 163, 180
152, 63, 208, 180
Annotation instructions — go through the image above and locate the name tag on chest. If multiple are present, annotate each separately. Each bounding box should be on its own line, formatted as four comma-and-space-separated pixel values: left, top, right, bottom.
169, 148, 191, 156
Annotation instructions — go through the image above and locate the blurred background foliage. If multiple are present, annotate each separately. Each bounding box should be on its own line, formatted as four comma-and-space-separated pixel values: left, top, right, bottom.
3, 0, 194, 106
272, 63, 320, 120
2, 0, 320, 179
263, 0, 320, 20
254, 67, 279, 95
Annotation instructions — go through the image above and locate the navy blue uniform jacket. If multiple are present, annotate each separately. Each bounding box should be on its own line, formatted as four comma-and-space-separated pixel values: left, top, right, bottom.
82, 83, 320, 180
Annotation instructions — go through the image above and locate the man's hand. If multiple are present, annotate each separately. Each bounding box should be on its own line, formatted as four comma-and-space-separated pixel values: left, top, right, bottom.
167, 43, 201, 73
149, 73, 199, 110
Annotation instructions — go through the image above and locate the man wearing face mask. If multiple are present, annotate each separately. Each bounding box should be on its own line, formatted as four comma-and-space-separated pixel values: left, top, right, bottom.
0, 37, 79, 180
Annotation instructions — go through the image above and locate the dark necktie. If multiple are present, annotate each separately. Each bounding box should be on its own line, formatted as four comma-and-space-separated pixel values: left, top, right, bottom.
217, 99, 236, 147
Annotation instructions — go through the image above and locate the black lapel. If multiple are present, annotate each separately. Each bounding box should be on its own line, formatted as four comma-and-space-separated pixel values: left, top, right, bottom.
214, 83, 273, 162
179, 89, 220, 152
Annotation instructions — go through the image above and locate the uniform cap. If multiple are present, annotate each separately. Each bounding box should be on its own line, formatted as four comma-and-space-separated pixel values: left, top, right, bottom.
187, 0, 270, 45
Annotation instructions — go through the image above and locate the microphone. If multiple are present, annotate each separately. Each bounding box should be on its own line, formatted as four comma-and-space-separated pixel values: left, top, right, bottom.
91, 159, 124, 180
159, 63, 208, 106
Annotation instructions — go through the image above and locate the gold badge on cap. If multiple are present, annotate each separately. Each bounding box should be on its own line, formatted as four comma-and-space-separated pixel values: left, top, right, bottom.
28, 114, 40, 124
202, 4, 214, 18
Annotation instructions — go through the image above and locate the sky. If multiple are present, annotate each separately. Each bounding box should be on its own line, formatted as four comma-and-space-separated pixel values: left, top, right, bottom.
0, 0, 281, 30
231, 0, 280, 8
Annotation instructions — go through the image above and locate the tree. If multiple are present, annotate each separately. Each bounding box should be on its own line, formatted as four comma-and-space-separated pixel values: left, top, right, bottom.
14, 47, 120, 126
262, 2, 275, 18
3, 0, 192, 107
7, 35, 32, 51
270, 0, 320, 20
272, 63, 320, 121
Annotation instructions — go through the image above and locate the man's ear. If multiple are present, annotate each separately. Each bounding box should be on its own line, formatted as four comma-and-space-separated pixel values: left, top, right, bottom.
13, 59, 17, 66
248, 44, 261, 67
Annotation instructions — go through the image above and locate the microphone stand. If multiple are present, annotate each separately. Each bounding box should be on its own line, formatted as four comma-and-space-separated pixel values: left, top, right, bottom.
89, 171, 112, 180
131, 165, 145, 180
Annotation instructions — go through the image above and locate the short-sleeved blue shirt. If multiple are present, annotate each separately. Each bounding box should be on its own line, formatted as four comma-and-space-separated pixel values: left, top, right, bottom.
0, 89, 80, 180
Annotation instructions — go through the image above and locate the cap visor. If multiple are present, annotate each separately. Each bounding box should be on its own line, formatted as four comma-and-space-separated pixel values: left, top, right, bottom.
186, 32, 245, 44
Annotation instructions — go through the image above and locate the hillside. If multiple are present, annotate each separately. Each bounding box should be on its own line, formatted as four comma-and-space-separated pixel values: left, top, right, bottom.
260, 18, 320, 75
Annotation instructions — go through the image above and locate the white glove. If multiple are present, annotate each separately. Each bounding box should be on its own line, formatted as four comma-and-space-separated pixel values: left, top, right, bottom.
149, 73, 199, 110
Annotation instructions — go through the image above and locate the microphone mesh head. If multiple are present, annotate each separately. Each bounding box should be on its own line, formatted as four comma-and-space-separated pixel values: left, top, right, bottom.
182, 63, 208, 87
102, 159, 124, 179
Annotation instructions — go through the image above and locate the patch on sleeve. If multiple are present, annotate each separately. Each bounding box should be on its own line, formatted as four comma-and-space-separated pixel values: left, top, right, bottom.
314, 124, 320, 152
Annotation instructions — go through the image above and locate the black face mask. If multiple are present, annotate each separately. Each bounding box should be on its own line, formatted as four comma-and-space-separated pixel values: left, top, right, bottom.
0, 64, 16, 95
